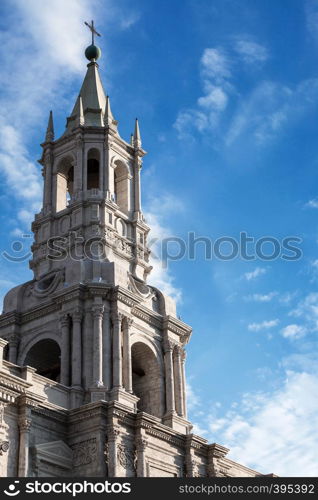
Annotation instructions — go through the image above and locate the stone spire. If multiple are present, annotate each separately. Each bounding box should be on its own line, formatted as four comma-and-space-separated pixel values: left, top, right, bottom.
65, 62, 107, 132
104, 95, 118, 131
134, 118, 142, 148
45, 110, 54, 142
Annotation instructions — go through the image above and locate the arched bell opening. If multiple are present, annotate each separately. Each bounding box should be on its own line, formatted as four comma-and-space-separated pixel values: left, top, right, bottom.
24, 339, 61, 382
55, 156, 74, 212
114, 161, 131, 213
131, 341, 164, 418
87, 148, 100, 190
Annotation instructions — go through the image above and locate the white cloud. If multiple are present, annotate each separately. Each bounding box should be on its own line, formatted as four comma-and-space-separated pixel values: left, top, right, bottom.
145, 193, 184, 304
208, 370, 318, 476
234, 40, 268, 65
281, 324, 307, 340
305, 198, 318, 208
226, 79, 318, 147
174, 47, 232, 139
200, 48, 231, 81
188, 344, 318, 476
305, 0, 318, 41
248, 319, 279, 332
244, 266, 267, 281
244, 291, 277, 302
198, 85, 228, 111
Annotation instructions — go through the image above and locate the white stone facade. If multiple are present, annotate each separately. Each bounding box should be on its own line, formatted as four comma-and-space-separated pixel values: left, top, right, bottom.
0, 50, 272, 477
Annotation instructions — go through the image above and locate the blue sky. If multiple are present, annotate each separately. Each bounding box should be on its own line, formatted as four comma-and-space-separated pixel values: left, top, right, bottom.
0, 0, 318, 476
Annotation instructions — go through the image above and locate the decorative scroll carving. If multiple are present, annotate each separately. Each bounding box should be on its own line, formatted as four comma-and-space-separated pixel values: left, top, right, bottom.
0, 441, 9, 455
117, 443, 137, 472
72, 438, 97, 467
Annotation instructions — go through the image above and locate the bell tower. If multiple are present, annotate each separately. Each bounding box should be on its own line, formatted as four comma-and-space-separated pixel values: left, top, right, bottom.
32, 39, 151, 288
1, 24, 192, 430
0, 21, 271, 479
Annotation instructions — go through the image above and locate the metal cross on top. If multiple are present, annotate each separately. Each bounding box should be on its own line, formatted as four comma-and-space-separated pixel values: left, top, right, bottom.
84, 20, 101, 45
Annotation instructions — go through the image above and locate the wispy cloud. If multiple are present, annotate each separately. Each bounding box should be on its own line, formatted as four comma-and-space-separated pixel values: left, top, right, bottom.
209, 369, 318, 476
145, 193, 185, 304
244, 266, 267, 281
305, 198, 318, 208
281, 324, 307, 340
248, 319, 279, 332
233, 39, 268, 65
244, 291, 277, 302
174, 47, 233, 139
226, 78, 318, 147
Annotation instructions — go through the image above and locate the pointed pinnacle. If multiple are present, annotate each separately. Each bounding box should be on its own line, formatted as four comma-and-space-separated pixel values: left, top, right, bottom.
130, 133, 134, 146
104, 95, 113, 126
104, 95, 118, 129
134, 118, 141, 148
45, 110, 54, 142
77, 95, 84, 126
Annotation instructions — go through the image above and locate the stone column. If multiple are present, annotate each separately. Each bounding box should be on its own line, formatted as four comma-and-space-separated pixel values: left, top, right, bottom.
134, 158, 142, 216
106, 425, 120, 477
164, 340, 176, 415
43, 150, 53, 212
8, 334, 19, 365
173, 345, 184, 417
18, 416, 32, 477
92, 304, 104, 387
59, 314, 70, 386
71, 309, 82, 388
123, 317, 133, 393
75, 135, 83, 194
207, 443, 230, 477
112, 312, 123, 389
181, 348, 187, 418
103, 143, 109, 193
102, 307, 112, 390
135, 435, 148, 477
0, 338, 8, 369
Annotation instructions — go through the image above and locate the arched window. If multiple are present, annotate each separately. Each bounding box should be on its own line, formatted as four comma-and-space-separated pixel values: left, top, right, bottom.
114, 161, 130, 213
24, 339, 61, 382
131, 341, 164, 418
87, 149, 100, 190
56, 157, 74, 212
3, 343, 9, 361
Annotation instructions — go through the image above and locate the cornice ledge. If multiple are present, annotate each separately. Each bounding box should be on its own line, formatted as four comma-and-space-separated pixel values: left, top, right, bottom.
0, 311, 21, 327
111, 286, 141, 308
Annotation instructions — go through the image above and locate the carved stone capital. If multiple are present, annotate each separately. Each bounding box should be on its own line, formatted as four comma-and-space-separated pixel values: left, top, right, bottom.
92, 304, 104, 319
72, 309, 83, 323
173, 344, 182, 358
18, 417, 32, 432
59, 313, 69, 328
181, 347, 187, 362
9, 334, 19, 347
107, 424, 120, 442
135, 436, 148, 451
111, 312, 123, 325
163, 339, 175, 353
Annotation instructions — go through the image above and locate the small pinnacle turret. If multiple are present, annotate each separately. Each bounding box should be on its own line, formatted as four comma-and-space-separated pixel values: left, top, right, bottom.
104, 95, 118, 131
134, 118, 142, 148
45, 111, 54, 142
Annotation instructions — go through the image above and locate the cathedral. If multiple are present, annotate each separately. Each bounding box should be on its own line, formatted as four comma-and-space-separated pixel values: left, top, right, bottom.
0, 29, 271, 477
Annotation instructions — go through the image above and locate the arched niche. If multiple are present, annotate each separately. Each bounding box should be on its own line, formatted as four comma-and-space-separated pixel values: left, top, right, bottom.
23, 339, 61, 382
87, 148, 100, 190
55, 156, 74, 212
114, 160, 131, 213
131, 340, 164, 418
